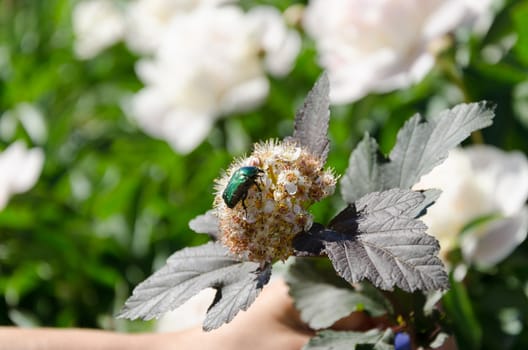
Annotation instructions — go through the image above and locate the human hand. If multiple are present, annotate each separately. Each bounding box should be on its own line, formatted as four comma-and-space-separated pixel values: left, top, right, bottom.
157, 279, 313, 350
0, 279, 376, 350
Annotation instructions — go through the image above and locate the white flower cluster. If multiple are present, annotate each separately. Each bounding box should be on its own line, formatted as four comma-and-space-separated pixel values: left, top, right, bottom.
214, 140, 336, 262
414, 145, 528, 268
303, 0, 494, 104
72, 0, 300, 154
0, 142, 44, 211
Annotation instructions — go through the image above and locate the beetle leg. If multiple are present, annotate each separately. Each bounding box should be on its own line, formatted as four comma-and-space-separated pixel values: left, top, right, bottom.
241, 191, 248, 215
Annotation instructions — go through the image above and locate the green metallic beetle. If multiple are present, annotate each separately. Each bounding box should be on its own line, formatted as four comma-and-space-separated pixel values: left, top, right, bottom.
222, 166, 264, 210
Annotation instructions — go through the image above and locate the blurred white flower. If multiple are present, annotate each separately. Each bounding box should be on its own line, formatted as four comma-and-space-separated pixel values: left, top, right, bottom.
125, 0, 234, 55
0, 142, 45, 211
414, 146, 528, 268
73, 0, 126, 59
0, 103, 47, 145
130, 5, 300, 154
303, 0, 493, 104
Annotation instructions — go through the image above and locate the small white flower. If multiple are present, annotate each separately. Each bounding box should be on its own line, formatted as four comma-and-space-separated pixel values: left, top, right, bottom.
129, 6, 300, 154
414, 145, 528, 267
303, 0, 493, 104
263, 200, 275, 213
284, 182, 298, 195
278, 144, 302, 162
0, 142, 45, 211
278, 169, 301, 196
72, 0, 126, 59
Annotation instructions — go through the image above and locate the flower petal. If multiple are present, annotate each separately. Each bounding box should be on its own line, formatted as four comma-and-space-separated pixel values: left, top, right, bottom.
461, 207, 528, 267
466, 145, 528, 216
0, 141, 44, 210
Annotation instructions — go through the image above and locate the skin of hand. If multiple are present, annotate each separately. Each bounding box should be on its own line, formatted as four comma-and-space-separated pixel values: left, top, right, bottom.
169, 279, 314, 350
0, 279, 313, 350
0, 279, 458, 350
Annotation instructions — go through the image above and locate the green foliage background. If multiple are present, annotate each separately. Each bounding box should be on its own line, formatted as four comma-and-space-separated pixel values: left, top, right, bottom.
1, 0, 528, 347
